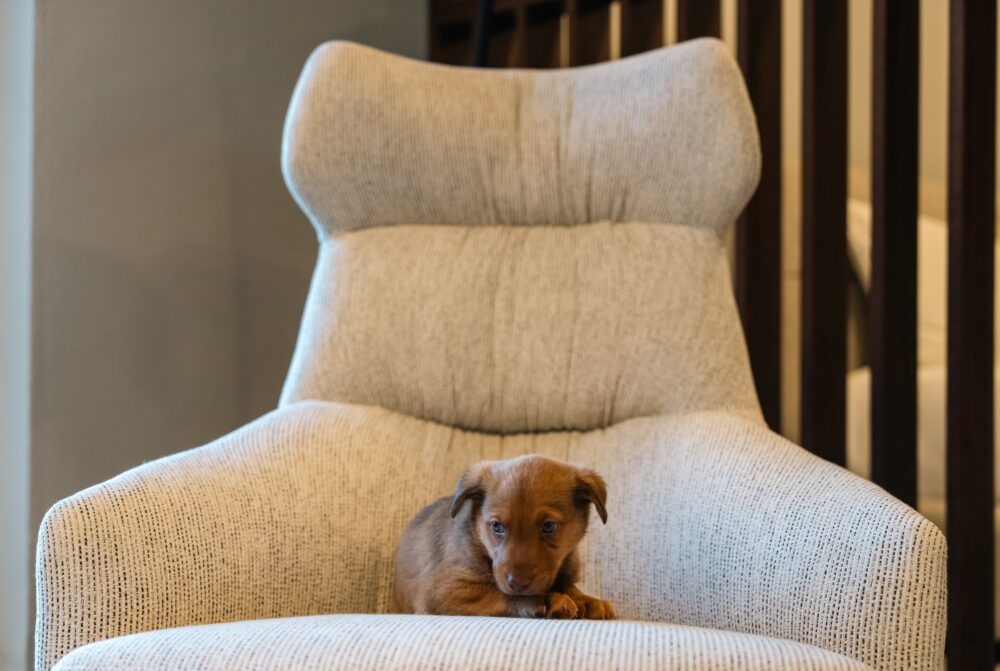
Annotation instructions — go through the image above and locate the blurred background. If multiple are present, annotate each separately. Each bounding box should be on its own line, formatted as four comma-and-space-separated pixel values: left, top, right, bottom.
1, 3, 425, 669
0, 0, 978, 669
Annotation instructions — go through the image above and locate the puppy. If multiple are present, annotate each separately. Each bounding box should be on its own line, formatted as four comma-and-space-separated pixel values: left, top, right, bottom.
393, 454, 614, 619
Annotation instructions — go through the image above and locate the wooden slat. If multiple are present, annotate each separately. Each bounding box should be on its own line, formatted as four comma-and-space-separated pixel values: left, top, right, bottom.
735, 0, 782, 432
433, 0, 521, 26
675, 0, 719, 40
567, 0, 612, 65
870, 0, 918, 507
490, 11, 522, 66
473, 0, 496, 66
620, 0, 664, 57
800, 0, 847, 466
432, 21, 476, 65
524, 1, 564, 67
947, 0, 996, 667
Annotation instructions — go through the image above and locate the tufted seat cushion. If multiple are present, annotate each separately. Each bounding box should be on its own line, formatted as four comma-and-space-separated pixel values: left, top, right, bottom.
53, 615, 871, 671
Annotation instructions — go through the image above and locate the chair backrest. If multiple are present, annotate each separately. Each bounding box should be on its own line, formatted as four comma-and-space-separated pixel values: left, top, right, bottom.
279, 38, 763, 434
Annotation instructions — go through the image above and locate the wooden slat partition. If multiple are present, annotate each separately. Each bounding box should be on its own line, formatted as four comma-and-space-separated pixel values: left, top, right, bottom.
675, 0, 720, 41
947, 0, 997, 667
800, 0, 847, 466
487, 10, 521, 67
433, 0, 566, 67
473, 0, 497, 66
567, 0, 612, 65
524, 1, 564, 67
735, 0, 782, 432
620, 0, 664, 57
431, 20, 476, 66
435, 0, 666, 68
869, 0, 918, 507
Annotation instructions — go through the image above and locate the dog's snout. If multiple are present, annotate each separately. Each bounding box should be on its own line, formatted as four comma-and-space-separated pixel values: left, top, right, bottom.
506, 573, 534, 594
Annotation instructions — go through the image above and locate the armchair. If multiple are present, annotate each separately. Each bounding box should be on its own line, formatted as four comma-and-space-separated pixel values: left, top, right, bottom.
36, 39, 945, 671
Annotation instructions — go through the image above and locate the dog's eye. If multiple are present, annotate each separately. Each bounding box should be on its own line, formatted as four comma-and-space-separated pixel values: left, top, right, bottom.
541, 521, 558, 535
490, 521, 506, 536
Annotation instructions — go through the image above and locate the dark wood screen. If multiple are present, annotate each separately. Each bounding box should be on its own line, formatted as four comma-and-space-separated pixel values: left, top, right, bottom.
870, 0, 918, 508
429, 1, 1000, 664
800, 0, 847, 467
620, 0, 664, 57
736, 0, 781, 431
430, 0, 666, 67
675, 0, 719, 41
947, 1, 996, 668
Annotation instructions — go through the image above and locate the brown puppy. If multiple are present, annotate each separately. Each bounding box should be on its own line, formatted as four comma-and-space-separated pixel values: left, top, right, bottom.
393, 454, 614, 620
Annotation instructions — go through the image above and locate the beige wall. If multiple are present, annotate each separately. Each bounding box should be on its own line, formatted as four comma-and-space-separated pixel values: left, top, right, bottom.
28, 0, 425, 661
0, 0, 33, 668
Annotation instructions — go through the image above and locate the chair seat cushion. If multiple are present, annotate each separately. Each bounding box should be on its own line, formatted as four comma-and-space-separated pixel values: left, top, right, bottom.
54, 614, 870, 671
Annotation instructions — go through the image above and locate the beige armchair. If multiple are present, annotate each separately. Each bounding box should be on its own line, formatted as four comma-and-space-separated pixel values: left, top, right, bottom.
36, 39, 945, 671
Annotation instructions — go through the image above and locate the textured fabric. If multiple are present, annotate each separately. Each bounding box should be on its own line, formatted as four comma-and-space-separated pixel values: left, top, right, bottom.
53, 614, 871, 671
280, 37, 762, 433
282, 39, 760, 235
847, 364, 1000, 636
36, 402, 945, 671
37, 39, 945, 671
280, 222, 761, 432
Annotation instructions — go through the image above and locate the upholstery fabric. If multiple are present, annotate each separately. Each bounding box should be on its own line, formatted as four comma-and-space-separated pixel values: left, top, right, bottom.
280, 222, 761, 432
282, 39, 760, 235
36, 38, 946, 671
280, 37, 762, 433
36, 402, 946, 671
52, 615, 872, 671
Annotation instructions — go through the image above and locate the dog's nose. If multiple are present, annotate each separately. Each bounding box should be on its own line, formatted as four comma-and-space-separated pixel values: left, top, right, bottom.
506, 573, 533, 594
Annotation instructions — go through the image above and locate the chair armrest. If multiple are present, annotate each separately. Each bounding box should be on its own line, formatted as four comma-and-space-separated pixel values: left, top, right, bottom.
34, 400, 429, 671
589, 412, 946, 671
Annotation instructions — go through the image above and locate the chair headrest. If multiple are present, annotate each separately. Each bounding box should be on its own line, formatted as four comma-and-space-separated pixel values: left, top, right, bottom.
282, 38, 761, 237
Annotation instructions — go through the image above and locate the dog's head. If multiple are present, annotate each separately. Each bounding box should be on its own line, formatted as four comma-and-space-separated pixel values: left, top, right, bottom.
449, 454, 607, 597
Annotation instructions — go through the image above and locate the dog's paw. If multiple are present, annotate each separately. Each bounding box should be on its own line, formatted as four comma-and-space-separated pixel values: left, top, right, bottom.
571, 593, 615, 620
544, 592, 579, 620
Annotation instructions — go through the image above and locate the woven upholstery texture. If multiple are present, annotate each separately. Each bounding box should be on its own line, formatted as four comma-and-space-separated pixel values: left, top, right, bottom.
52, 615, 872, 671
36, 38, 946, 671
280, 222, 761, 432
279, 37, 762, 433
37, 402, 945, 671
282, 39, 760, 235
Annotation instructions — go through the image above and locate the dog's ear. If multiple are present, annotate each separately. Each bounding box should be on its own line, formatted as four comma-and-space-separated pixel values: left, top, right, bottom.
450, 463, 490, 518
575, 469, 608, 524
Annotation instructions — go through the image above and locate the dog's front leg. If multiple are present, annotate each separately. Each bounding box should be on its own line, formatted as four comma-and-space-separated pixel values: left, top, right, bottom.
564, 585, 615, 620
507, 592, 582, 619
507, 592, 590, 619
447, 581, 569, 619
503, 594, 549, 618
433, 579, 547, 618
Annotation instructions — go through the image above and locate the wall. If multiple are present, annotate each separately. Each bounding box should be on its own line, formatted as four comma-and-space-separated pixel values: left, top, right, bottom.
28, 0, 425, 662
0, 0, 34, 668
